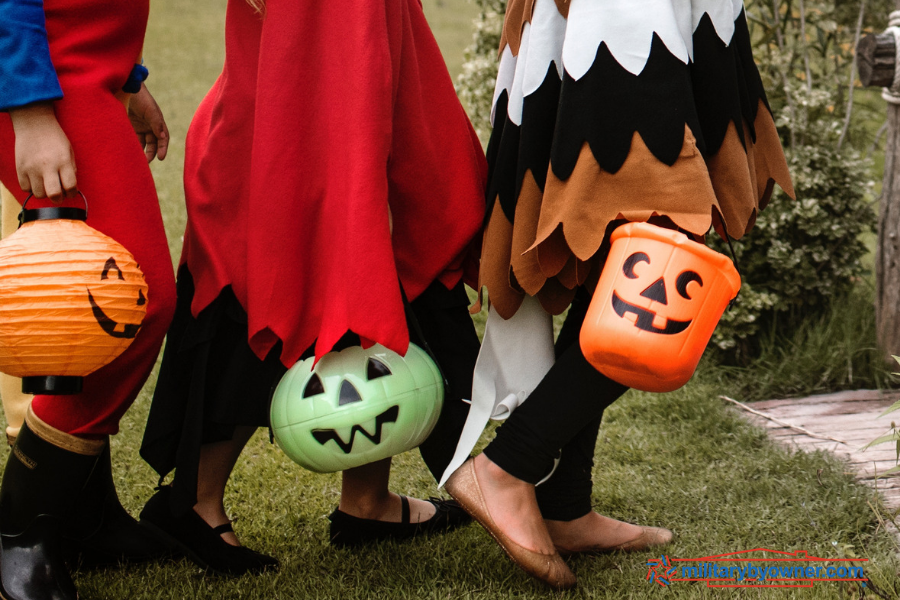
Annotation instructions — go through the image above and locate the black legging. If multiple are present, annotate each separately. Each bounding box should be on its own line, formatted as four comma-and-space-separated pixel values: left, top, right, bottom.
483, 288, 629, 521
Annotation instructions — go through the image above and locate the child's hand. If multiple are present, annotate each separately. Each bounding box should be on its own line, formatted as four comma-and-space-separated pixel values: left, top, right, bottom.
128, 83, 169, 163
9, 102, 77, 201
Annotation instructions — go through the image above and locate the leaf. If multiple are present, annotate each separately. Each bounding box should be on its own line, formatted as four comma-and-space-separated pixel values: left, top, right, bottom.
877, 399, 900, 418
874, 464, 900, 478
860, 431, 900, 451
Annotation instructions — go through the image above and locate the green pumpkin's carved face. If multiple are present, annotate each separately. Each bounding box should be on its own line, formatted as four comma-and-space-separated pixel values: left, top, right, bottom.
270, 344, 443, 473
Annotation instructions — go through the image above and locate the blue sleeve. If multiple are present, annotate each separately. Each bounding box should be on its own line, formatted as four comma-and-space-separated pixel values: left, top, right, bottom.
0, 0, 63, 111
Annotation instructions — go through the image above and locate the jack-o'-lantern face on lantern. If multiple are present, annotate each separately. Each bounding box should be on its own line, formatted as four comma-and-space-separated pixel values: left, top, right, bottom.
88, 257, 146, 339
270, 344, 443, 473
0, 217, 149, 387
610, 251, 704, 335
580, 222, 741, 393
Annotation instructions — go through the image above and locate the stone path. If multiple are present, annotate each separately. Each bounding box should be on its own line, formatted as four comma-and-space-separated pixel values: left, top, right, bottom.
735, 390, 900, 515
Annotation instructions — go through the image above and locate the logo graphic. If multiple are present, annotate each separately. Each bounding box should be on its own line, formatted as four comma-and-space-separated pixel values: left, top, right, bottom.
646, 555, 677, 586
644, 548, 868, 589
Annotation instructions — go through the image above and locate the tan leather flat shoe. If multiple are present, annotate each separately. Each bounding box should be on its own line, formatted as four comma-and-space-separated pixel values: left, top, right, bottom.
555, 525, 673, 556
445, 460, 577, 591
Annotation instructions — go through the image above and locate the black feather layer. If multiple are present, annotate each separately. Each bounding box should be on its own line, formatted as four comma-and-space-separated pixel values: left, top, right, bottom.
485, 9, 772, 229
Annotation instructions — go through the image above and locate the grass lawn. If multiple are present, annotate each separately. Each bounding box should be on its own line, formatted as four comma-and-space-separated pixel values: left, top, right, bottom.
71, 370, 898, 599
3, 0, 900, 598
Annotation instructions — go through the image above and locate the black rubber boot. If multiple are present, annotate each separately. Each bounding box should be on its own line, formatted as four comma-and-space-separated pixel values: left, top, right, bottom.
62, 442, 175, 567
0, 412, 103, 600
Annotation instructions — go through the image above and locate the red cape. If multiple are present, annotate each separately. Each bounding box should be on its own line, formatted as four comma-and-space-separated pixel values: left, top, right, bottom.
182, 0, 486, 366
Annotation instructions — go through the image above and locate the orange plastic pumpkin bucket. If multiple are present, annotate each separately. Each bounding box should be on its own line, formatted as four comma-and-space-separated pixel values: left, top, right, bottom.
580, 222, 740, 393
0, 195, 148, 394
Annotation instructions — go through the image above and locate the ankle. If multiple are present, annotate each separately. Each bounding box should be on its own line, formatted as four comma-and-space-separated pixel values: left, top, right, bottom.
192, 502, 242, 547
192, 500, 228, 528
475, 454, 530, 490
543, 516, 581, 543
338, 490, 395, 520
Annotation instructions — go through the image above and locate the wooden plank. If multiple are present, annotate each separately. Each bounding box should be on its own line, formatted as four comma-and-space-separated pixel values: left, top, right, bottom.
766, 427, 887, 442
768, 437, 897, 461
722, 398, 851, 444
750, 390, 900, 410
766, 435, 845, 449
845, 449, 892, 459
850, 461, 900, 473
737, 391, 900, 517
759, 406, 895, 420
752, 401, 895, 419
849, 461, 899, 473
848, 449, 900, 461
762, 422, 891, 440
751, 416, 893, 437
753, 408, 894, 425
866, 475, 900, 492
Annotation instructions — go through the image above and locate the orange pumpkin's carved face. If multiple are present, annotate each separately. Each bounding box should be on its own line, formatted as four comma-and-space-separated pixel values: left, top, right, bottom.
610, 251, 704, 335
580, 222, 740, 393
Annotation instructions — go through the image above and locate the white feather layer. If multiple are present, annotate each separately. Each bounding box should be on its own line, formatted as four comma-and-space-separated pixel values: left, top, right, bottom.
521, 0, 567, 98
491, 45, 518, 126
491, 0, 567, 127
563, 0, 690, 80
494, 0, 746, 125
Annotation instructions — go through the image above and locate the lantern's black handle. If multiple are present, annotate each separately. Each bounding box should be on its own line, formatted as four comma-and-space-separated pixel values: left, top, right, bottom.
18, 191, 89, 227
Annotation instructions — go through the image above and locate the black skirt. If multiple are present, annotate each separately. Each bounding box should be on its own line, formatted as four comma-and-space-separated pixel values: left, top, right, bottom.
140, 267, 288, 514
140, 266, 479, 516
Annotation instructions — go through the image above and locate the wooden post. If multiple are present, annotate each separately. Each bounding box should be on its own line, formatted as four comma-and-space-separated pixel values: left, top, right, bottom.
857, 32, 896, 86
857, 5, 900, 364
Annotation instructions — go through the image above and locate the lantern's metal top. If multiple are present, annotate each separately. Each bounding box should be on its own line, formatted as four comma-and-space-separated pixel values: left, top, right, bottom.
18, 192, 88, 226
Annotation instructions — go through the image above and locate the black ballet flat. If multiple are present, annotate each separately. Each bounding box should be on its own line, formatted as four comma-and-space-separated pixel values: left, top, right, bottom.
139, 487, 278, 576
328, 496, 471, 547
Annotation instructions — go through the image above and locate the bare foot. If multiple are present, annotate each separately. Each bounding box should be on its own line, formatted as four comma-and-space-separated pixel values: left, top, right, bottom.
192, 502, 240, 547
471, 454, 557, 555
338, 492, 437, 523
546, 511, 672, 554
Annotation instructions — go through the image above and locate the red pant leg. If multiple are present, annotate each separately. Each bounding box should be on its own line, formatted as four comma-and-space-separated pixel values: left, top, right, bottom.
0, 88, 176, 436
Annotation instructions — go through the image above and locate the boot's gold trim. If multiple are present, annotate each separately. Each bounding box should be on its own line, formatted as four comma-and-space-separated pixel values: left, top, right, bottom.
12, 445, 35, 469
25, 406, 104, 456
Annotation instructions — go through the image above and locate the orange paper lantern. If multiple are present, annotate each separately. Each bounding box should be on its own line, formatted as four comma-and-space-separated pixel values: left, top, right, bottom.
580, 222, 740, 393
0, 198, 148, 394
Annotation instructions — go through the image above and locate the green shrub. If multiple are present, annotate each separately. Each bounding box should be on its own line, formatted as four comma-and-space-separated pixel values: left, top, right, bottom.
708, 285, 892, 400
709, 85, 877, 358
455, 0, 504, 144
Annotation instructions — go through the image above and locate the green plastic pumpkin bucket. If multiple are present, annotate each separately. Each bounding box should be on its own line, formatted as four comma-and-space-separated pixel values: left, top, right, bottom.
270, 343, 443, 473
